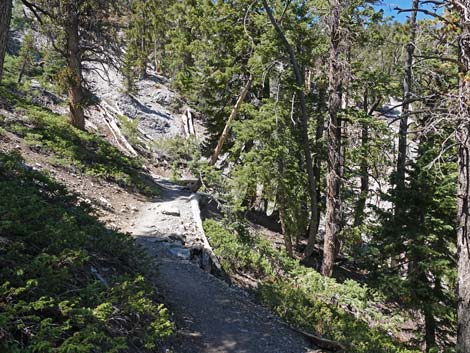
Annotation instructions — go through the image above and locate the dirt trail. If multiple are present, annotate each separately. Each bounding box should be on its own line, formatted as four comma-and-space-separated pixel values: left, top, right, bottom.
130, 180, 316, 353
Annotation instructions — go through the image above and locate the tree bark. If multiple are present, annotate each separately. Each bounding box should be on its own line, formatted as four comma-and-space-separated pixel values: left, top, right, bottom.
65, 6, 86, 130
262, 0, 319, 252
322, 0, 342, 278
457, 127, 470, 353
456, 1, 470, 351
0, 0, 12, 83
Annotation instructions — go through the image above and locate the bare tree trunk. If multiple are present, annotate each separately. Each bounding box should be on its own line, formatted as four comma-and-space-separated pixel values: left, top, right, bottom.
457, 126, 470, 352
353, 88, 370, 227
396, 0, 418, 195
18, 62, 26, 84
424, 303, 437, 352
456, 2, 470, 350
210, 75, 252, 166
304, 82, 326, 256
0, 0, 12, 83
65, 8, 86, 130
140, 11, 148, 78
322, 0, 342, 278
262, 0, 319, 252
278, 188, 293, 257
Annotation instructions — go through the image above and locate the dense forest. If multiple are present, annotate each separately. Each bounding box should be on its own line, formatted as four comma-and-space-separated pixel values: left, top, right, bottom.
0, 0, 469, 352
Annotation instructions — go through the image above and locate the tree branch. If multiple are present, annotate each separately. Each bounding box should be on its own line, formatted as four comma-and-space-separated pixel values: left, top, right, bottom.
394, 7, 455, 25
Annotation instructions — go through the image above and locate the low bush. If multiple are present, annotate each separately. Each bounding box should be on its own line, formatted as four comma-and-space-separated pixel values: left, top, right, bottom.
203, 219, 420, 353
0, 152, 173, 352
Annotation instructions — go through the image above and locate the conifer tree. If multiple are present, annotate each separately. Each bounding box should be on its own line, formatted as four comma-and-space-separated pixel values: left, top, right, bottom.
25, 0, 119, 129
17, 32, 36, 84
125, 0, 166, 80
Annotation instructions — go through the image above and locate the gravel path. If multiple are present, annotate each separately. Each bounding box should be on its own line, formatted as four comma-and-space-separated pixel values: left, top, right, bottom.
131, 180, 316, 353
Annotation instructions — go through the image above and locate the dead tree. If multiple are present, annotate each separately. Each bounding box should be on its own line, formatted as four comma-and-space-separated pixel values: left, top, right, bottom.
455, 1, 470, 351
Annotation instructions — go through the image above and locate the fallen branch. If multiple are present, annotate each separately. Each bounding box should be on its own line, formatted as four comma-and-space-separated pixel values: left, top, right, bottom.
210, 75, 252, 166
289, 326, 345, 352
99, 103, 138, 157
98, 106, 129, 152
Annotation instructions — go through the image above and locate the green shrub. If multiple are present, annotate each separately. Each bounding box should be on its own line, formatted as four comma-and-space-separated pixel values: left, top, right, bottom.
152, 136, 199, 161
203, 219, 419, 353
117, 114, 140, 147
0, 152, 173, 352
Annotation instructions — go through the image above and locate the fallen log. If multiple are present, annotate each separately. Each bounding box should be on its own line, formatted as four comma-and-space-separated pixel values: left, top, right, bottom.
189, 193, 228, 280
289, 326, 344, 352
99, 103, 139, 157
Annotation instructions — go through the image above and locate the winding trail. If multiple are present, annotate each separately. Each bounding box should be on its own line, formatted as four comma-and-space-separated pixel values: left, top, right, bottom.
131, 180, 316, 353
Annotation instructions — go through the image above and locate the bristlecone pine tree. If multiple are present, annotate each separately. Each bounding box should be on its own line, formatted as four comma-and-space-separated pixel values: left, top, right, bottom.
27, 0, 118, 130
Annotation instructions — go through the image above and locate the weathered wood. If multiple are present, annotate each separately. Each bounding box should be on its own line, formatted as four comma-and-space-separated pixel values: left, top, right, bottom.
182, 109, 190, 137
99, 103, 139, 157
454, 1, 470, 351
189, 193, 226, 278
187, 108, 195, 135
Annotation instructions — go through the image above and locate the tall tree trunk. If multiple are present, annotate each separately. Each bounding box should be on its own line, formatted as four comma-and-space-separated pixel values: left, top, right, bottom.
424, 302, 437, 352
140, 11, 148, 78
17, 62, 26, 84
278, 187, 293, 257
65, 8, 86, 130
393, 0, 418, 275
322, 0, 342, 277
262, 0, 319, 251
0, 0, 12, 83
353, 88, 370, 227
396, 0, 418, 196
456, 1, 470, 351
304, 82, 326, 256
457, 126, 470, 352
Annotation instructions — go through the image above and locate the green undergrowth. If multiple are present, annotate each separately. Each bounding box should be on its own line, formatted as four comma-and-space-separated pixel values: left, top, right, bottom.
0, 152, 173, 352
0, 86, 160, 197
203, 219, 420, 353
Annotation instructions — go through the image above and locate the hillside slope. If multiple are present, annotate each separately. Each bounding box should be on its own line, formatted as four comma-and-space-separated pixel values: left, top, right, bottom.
0, 72, 319, 352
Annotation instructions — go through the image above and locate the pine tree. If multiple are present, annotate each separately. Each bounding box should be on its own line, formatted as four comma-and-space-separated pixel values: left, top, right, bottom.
17, 32, 36, 84
26, 0, 120, 129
